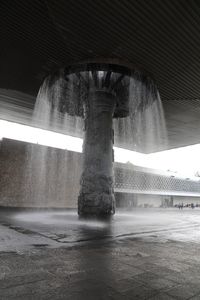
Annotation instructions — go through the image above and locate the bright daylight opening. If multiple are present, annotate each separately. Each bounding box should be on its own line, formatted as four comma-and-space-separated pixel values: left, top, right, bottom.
0, 119, 200, 180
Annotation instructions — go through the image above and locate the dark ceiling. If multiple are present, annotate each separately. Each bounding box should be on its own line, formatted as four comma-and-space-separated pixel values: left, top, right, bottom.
1, 0, 200, 152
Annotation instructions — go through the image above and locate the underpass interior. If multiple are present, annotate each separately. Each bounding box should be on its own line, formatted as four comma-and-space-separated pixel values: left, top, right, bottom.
1, 1, 200, 299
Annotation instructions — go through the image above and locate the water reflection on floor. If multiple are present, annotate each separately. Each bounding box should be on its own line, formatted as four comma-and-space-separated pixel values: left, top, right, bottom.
1, 208, 200, 252
2, 208, 200, 299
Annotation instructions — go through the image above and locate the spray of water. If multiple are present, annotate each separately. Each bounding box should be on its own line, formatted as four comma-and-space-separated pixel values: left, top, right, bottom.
114, 78, 168, 205
23, 68, 167, 208
23, 73, 83, 207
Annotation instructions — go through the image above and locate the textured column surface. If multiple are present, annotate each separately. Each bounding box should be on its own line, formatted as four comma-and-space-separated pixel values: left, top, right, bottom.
78, 90, 116, 216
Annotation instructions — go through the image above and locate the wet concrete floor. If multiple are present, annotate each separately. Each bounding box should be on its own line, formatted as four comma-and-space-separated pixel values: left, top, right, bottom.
1, 208, 200, 299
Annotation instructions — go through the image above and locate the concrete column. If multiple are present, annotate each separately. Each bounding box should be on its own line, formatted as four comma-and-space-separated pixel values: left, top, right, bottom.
78, 90, 116, 216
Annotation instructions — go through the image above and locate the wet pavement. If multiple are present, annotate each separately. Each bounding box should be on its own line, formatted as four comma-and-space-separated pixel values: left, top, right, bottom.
1, 208, 200, 299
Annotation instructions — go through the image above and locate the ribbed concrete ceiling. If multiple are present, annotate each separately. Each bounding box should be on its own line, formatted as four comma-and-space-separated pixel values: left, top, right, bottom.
1, 0, 200, 152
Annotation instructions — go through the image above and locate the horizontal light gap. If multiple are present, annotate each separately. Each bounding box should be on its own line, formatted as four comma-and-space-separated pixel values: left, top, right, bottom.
0, 119, 200, 181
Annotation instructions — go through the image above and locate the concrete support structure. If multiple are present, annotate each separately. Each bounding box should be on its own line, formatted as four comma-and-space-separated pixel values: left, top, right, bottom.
78, 90, 116, 216
62, 63, 156, 216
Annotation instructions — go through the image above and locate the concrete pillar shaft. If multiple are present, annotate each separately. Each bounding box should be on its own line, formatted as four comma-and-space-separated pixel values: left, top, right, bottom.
78, 90, 116, 216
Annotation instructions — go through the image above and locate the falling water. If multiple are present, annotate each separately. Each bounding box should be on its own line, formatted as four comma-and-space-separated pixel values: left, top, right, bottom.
23, 67, 168, 208
113, 76, 168, 205
114, 76, 168, 153
24, 73, 84, 207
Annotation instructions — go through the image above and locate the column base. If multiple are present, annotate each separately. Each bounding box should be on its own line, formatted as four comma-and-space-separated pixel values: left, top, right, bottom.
78, 193, 115, 217
78, 173, 115, 217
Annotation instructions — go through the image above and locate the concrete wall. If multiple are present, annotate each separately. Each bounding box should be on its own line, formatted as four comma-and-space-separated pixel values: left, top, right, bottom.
137, 194, 163, 207
1, 138, 200, 209
0, 138, 82, 208
116, 193, 164, 208
173, 196, 200, 205
0, 138, 26, 206
116, 193, 200, 208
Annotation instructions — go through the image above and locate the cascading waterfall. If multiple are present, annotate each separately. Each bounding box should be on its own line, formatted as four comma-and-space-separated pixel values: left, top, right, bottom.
23, 73, 83, 208
23, 63, 168, 211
